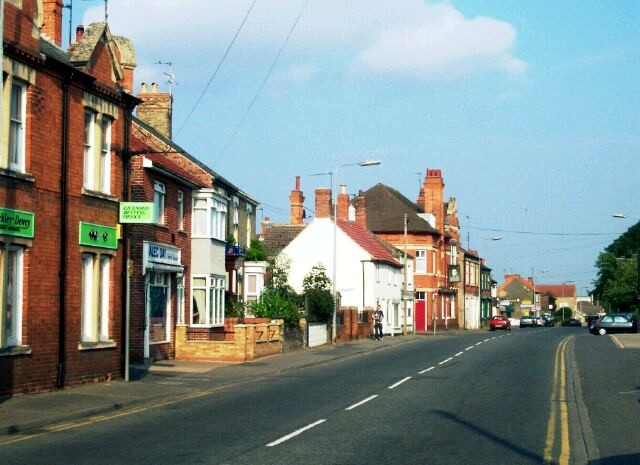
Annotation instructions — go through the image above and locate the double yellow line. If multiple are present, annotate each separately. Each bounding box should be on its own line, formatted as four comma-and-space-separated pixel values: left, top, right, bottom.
543, 335, 574, 464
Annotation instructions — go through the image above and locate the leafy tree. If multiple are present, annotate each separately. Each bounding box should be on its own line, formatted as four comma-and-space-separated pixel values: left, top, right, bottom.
302, 264, 332, 293
302, 264, 334, 323
245, 239, 267, 261
592, 220, 639, 313
554, 307, 572, 324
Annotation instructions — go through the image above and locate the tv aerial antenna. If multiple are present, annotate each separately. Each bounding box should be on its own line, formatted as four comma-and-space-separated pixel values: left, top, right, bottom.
155, 61, 176, 96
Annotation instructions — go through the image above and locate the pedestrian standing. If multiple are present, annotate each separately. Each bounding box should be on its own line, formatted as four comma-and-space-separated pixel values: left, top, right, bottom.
373, 304, 384, 340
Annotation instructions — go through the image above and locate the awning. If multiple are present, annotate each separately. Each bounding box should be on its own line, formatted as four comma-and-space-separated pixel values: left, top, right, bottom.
146, 262, 184, 274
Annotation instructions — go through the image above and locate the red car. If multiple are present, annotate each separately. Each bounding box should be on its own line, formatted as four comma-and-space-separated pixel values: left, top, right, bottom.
489, 315, 511, 331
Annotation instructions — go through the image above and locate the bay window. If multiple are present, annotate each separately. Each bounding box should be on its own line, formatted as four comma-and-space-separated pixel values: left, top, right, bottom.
191, 275, 225, 326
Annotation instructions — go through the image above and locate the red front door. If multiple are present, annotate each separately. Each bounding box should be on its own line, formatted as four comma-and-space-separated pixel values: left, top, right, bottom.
415, 299, 426, 332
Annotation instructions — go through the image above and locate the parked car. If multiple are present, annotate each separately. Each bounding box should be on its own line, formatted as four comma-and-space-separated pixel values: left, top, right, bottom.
532, 316, 544, 327
590, 313, 637, 335
489, 315, 511, 331
520, 315, 535, 328
542, 316, 554, 327
567, 318, 582, 327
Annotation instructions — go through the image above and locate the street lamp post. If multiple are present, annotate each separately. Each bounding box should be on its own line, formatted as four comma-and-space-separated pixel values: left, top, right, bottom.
316, 160, 381, 343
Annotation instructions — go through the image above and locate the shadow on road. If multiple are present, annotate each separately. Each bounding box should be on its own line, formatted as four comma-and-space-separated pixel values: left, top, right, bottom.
589, 454, 640, 465
433, 409, 543, 463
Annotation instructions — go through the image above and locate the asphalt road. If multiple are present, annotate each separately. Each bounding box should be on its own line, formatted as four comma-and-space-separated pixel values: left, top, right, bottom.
0, 327, 637, 464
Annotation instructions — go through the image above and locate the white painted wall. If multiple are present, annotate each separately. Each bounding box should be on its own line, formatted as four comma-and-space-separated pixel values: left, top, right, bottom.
280, 218, 403, 331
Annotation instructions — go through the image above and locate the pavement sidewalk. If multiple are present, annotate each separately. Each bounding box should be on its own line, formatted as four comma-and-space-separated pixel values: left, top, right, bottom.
0, 334, 419, 437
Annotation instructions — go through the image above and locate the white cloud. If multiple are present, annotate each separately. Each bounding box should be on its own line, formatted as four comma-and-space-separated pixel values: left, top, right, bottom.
84, 0, 525, 81
353, 3, 526, 78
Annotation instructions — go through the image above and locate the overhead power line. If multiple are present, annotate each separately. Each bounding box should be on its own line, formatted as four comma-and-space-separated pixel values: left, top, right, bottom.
470, 226, 618, 237
176, 0, 258, 137
212, 0, 310, 166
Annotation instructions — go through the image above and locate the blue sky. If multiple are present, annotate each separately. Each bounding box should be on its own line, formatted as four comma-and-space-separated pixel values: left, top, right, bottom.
74, 0, 639, 295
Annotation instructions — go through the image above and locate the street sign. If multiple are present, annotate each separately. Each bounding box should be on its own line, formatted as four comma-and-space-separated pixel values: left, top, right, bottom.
79, 222, 118, 249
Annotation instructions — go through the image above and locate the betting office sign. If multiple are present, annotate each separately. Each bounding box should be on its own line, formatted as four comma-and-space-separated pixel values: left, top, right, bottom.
119, 202, 154, 223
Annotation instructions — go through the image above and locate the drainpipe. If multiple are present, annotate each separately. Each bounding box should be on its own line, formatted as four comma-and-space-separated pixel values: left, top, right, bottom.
121, 101, 135, 382
57, 75, 71, 388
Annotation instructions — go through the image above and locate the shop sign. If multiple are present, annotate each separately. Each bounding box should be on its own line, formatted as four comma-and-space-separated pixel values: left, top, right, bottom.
79, 222, 118, 249
0, 207, 34, 238
448, 264, 461, 283
143, 241, 181, 269
119, 202, 154, 223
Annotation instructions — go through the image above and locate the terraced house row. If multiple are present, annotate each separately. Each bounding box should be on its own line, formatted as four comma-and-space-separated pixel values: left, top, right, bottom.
0, 0, 260, 395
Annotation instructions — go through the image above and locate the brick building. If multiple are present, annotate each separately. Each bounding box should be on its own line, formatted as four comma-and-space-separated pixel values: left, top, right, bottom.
0, 1, 138, 394
360, 170, 462, 332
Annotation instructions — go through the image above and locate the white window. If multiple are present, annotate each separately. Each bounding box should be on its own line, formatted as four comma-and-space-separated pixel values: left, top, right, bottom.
1, 245, 24, 348
83, 111, 96, 190
191, 275, 225, 326
450, 245, 457, 265
177, 190, 185, 230
83, 110, 113, 194
245, 204, 253, 245
81, 254, 111, 343
100, 117, 112, 194
416, 250, 426, 273
154, 181, 166, 224
192, 192, 227, 241
8, 81, 27, 172
176, 275, 185, 325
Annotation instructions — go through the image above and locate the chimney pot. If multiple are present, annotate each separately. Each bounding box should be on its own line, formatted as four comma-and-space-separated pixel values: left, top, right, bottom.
151, 83, 159, 93
75, 25, 85, 43
140, 82, 148, 93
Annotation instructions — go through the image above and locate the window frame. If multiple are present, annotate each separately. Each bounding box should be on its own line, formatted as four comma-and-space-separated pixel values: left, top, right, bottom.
177, 190, 185, 231
154, 180, 166, 225
191, 274, 225, 327
1, 244, 24, 348
415, 250, 426, 274
8, 80, 27, 173
99, 117, 112, 194
81, 253, 112, 344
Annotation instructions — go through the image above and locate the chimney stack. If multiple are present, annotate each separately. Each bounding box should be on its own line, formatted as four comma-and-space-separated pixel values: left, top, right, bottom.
136, 82, 173, 140
314, 188, 332, 219
42, 0, 64, 46
354, 190, 367, 227
289, 176, 305, 225
336, 185, 349, 221
423, 169, 445, 231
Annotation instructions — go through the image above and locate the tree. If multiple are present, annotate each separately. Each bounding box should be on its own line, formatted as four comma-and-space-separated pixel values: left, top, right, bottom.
592, 220, 639, 313
251, 255, 301, 328
302, 264, 334, 323
245, 239, 267, 261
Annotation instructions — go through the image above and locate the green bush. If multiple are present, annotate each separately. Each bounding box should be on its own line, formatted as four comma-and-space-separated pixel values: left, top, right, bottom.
251, 290, 300, 329
305, 288, 334, 323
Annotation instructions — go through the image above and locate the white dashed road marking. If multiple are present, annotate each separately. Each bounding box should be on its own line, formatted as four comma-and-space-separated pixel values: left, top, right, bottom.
439, 357, 453, 365
388, 377, 412, 390
419, 366, 435, 374
345, 395, 378, 411
267, 419, 327, 447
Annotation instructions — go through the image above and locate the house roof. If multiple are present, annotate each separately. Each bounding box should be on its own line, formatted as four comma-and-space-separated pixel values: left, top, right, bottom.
498, 274, 534, 293
577, 301, 604, 316
536, 284, 576, 298
360, 183, 440, 235
131, 135, 207, 188
262, 224, 306, 257
337, 219, 402, 267
132, 117, 259, 206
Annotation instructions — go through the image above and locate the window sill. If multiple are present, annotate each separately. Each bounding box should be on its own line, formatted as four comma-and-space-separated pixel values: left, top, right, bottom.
78, 340, 117, 351
81, 189, 119, 203
0, 168, 35, 183
0, 345, 32, 357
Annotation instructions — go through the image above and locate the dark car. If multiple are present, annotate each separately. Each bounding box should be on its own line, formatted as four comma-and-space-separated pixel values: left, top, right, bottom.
489, 315, 511, 331
590, 313, 637, 335
567, 318, 582, 327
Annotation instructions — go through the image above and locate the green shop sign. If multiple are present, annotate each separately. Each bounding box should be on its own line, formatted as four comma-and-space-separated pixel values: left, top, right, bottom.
79, 222, 118, 249
119, 202, 154, 224
0, 207, 35, 238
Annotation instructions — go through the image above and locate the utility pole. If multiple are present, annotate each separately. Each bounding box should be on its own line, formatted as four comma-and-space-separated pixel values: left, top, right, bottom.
403, 213, 408, 336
